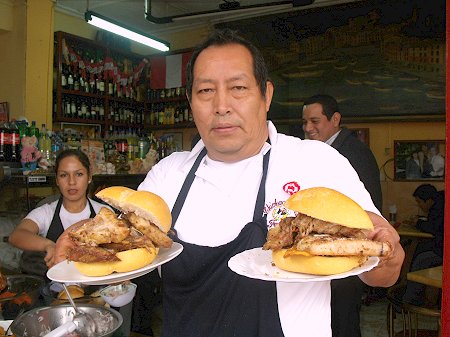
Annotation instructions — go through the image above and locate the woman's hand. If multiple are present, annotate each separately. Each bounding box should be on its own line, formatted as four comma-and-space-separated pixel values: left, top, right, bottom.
53, 219, 90, 265
44, 243, 56, 268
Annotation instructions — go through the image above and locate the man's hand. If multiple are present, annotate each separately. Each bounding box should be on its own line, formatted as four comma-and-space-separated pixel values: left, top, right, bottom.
53, 219, 90, 265
359, 212, 405, 287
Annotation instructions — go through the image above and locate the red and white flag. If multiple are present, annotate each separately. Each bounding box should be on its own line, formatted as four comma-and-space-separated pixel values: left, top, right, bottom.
150, 52, 192, 89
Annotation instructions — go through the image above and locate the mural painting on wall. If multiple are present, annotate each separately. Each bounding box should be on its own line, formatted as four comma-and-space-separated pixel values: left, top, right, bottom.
219, 0, 445, 121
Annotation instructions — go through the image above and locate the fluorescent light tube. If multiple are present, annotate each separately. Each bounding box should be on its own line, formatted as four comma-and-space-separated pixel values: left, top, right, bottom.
85, 11, 170, 52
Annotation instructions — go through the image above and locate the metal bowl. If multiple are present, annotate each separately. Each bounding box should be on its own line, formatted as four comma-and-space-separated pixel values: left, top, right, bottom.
10, 304, 123, 337
0, 275, 44, 319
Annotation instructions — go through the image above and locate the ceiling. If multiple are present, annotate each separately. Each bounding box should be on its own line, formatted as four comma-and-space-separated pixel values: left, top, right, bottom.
55, 0, 363, 35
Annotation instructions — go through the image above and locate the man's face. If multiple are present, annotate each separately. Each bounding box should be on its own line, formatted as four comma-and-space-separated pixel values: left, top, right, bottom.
415, 196, 432, 214
189, 43, 273, 162
302, 103, 340, 141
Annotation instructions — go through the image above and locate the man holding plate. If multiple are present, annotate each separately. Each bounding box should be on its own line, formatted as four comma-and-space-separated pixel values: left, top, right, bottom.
55, 29, 404, 337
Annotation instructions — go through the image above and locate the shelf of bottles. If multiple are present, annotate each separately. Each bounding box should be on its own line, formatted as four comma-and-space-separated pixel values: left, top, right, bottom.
53, 32, 197, 135
146, 88, 193, 128
53, 31, 149, 134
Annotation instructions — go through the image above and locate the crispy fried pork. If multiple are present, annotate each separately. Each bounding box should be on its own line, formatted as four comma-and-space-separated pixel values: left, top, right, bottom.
125, 212, 173, 248
67, 207, 173, 263
295, 235, 391, 256
69, 208, 130, 246
264, 213, 366, 251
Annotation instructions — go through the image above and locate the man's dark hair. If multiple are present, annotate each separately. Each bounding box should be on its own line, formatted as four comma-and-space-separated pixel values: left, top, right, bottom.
303, 94, 340, 120
413, 184, 437, 201
185, 28, 269, 99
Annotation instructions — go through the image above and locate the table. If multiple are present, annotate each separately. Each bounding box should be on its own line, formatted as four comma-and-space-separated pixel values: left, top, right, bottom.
396, 223, 434, 283
407, 265, 442, 289
396, 224, 434, 239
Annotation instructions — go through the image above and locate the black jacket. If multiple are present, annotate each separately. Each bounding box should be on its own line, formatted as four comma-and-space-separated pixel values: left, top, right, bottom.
416, 190, 445, 257
330, 127, 382, 211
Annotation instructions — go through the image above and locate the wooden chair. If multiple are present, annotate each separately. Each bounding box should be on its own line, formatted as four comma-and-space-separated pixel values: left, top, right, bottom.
402, 302, 441, 337
387, 284, 408, 337
386, 284, 441, 337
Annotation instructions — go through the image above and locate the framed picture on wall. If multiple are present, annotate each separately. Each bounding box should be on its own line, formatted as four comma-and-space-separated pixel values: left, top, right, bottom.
0, 102, 9, 123
394, 140, 445, 181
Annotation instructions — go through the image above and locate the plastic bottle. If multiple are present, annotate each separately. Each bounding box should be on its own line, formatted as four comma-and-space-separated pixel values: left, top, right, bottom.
0, 121, 9, 161
9, 120, 20, 162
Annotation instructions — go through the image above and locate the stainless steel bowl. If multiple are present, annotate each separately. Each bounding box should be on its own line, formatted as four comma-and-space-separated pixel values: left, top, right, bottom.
10, 304, 123, 337
0, 275, 44, 319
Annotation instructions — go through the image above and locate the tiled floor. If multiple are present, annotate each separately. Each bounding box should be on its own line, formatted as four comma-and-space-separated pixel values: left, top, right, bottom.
360, 297, 440, 337
146, 297, 440, 337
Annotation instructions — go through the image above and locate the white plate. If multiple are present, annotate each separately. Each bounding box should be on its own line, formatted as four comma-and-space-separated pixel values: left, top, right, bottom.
47, 242, 183, 285
228, 247, 379, 282
0, 320, 13, 335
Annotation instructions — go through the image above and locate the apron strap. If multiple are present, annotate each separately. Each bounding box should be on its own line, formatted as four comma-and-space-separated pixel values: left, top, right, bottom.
87, 198, 96, 218
171, 147, 207, 226
46, 197, 64, 241
253, 149, 270, 222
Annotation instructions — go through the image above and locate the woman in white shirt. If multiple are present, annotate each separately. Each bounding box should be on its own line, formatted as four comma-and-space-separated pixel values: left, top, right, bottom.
9, 149, 107, 276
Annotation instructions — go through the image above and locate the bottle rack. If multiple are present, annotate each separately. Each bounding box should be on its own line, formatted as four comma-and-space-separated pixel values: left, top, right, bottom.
53, 31, 195, 135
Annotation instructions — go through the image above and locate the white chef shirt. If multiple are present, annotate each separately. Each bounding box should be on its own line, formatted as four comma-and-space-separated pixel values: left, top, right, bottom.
138, 121, 381, 337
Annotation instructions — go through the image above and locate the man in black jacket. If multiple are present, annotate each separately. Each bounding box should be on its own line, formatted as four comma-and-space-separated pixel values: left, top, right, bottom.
302, 94, 382, 337
403, 184, 444, 306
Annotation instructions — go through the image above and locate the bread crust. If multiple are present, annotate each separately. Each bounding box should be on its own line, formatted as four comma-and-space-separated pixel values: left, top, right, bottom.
272, 249, 367, 275
73, 247, 158, 277
285, 187, 373, 230
95, 187, 172, 233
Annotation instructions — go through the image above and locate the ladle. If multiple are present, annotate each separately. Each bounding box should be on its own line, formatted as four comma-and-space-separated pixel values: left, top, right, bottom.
61, 283, 97, 337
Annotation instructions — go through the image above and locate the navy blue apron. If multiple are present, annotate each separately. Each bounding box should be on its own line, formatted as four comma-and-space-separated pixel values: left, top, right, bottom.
46, 197, 96, 241
161, 148, 284, 337
20, 197, 96, 277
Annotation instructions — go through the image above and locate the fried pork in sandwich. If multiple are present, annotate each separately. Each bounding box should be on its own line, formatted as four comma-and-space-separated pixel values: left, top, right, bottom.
67, 186, 172, 276
263, 187, 391, 275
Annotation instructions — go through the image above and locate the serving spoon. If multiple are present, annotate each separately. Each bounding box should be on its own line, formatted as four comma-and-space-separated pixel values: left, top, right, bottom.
60, 283, 97, 337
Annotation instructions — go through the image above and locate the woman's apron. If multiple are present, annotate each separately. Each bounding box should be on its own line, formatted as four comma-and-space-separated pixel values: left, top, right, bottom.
161, 148, 284, 337
20, 197, 96, 277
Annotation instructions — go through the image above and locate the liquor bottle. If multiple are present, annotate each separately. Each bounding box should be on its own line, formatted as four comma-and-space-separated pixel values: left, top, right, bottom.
79, 68, 86, 92
69, 98, 76, 118
61, 63, 68, 88
91, 99, 97, 120
98, 73, 105, 95
81, 100, 87, 119
73, 69, 80, 91
109, 101, 114, 121
27, 121, 39, 146
39, 123, 52, 164
99, 102, 105, 120
67, 69, 74, 91
89, 70, 96, 94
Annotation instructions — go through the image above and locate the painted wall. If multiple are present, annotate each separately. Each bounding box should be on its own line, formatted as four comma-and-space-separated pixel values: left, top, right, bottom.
0, 0, 26, 119
25, 0, 54, 127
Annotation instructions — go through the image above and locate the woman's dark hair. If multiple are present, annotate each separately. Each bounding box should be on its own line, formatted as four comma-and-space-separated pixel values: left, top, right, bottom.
55, 149, 91, 174
303, 94, 340, 120
185, 28, 269, 100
